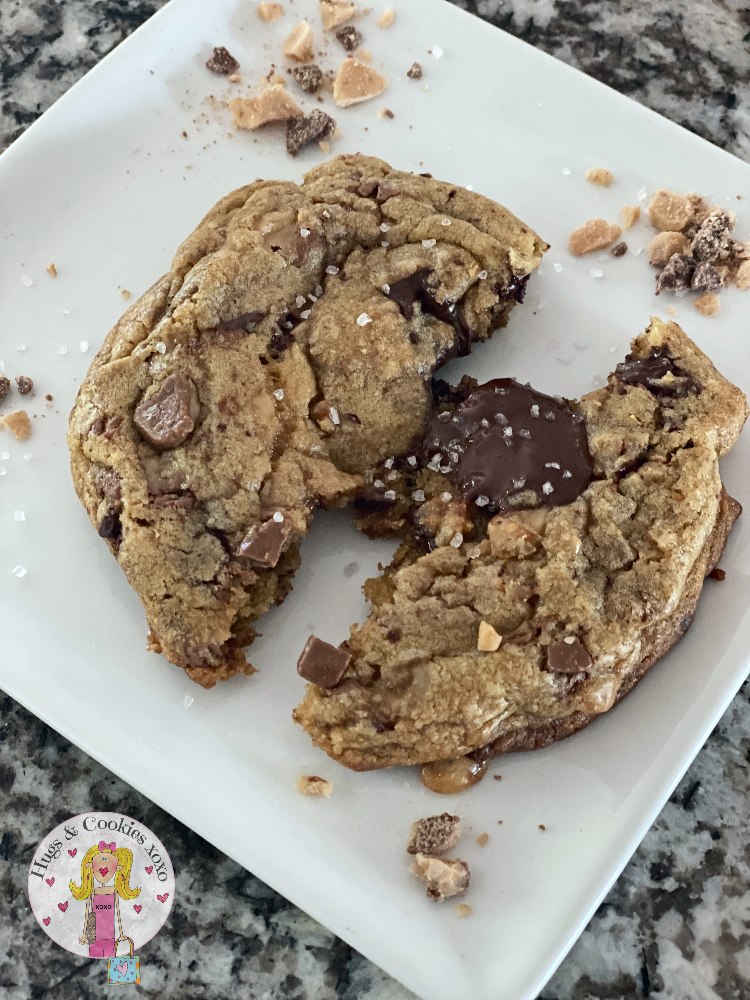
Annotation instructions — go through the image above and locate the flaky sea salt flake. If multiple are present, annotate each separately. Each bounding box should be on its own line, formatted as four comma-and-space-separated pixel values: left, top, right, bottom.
357, 312, 372, 326
12, 565, 28, 578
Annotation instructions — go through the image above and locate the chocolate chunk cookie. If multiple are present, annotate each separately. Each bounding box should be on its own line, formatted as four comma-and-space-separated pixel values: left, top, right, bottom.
294, 319, 747, 770
68, 155, 547, 686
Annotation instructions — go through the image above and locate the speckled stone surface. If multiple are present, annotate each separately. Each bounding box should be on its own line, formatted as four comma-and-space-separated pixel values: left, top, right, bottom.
1, 2, 748, 998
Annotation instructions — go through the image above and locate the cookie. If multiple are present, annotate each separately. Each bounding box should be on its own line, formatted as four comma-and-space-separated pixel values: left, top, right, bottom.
293, 318, 747, 771
68, 155, 547, 686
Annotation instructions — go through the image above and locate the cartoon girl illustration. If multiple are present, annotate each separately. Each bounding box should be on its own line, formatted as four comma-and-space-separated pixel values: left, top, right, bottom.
70, 841, 140, 958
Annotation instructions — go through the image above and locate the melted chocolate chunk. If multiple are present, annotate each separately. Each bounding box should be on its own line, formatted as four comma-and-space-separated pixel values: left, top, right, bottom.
498, 272, 529, 304
220, 311, 266, 332
545, 637, 592, 674
236, 516, 291, 568
614, 349, 701, 398
386, 269, 471, 357
98, 511, 122, 543
422, 379, 593, 512
297, 636, 352, 688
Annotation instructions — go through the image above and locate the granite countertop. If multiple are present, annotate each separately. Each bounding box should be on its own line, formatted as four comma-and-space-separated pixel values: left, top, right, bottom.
1, 2, 749, 998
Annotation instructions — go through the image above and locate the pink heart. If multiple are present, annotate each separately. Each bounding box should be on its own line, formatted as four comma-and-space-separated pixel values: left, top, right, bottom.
43, 917, 51, 926
68, 849, 77, 857
133, 904, 142, 913
156, 892, 169, 903
116, 962, 128, 976
58, 901, 68, 913
144, 865, 153, 874
45, 877, 55, 887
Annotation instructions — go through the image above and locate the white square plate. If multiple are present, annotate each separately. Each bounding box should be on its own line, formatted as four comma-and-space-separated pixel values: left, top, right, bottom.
2, 2, 749, 997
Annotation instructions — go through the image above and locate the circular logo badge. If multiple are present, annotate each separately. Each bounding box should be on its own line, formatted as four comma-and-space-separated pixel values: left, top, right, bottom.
28, 812, 175, 959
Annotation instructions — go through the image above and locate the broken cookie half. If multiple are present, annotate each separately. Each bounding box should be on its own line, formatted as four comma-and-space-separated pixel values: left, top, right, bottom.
68, 154, 546, 686
294, 318, 747, 772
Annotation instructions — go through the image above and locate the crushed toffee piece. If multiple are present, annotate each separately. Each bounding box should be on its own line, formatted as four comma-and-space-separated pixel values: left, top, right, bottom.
406, 61, 423, 79
335, 24, 363, 49
1, 410, 32, 440
407, 814, 461, 856
410, 854, 470, 901
15, 375, 33, 395
206, 46, 240, 75
286, 109, 336, 156
655, 253, 695, 294
296, 775, 333, 797
0, 376, 10, 401
291, 63, 323, 93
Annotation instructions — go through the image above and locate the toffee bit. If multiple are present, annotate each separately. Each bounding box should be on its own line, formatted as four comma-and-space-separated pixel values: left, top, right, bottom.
291, 63, 323, 93
296, 775, 333, 797
611, 241, 627, 258
407, 61, 423, 79
15, 376, 33, 395
206, 46, 240, 75
46, 262, 58, 278
335, 24, 363, 50
286, 109, 336, 156
0, 376, 10, 401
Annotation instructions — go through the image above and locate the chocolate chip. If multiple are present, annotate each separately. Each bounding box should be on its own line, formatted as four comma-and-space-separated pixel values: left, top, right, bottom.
610, 241, 627, 258
98, 511, 122, 543
690, 209, 734, 263
422, 378, 593, 512
407, 62, 423, 79
709, 567, 726, 581
614, 348, 701, 397
133, 373, 199, 450
236, 516, 292, 568
286, 110, 336, 156
296, 636, 352, 688
498, 272, 529, 304
15, 375, 33, 395
0, 376, 10, 400
690, 261, 722, 292
206, 46, 240, 75
335, 25, 363, 50
655, 253, 695, 294
268, 327, 295, 355
386, 269, 471, 357
545, 637, 592, 674
291, 63, 323, 93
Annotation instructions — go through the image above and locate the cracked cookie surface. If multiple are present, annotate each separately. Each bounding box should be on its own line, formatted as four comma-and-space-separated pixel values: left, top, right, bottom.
68, 154, 546, 686
294, 319, 746, 770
